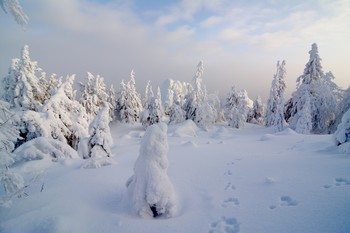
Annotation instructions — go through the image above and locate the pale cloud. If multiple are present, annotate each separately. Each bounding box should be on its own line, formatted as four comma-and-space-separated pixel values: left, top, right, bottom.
1, 0, 350, 100
200, 16, 223, 28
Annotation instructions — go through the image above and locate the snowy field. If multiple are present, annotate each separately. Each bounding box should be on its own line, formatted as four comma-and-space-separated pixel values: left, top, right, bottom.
1, 121, 350, 233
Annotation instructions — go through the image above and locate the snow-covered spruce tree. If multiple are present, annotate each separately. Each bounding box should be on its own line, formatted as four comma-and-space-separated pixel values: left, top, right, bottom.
107, 85, 116, 121
141, 84, 163, 128
82, 104, 113, 168
182, 61, 217, 130
0, 0, 28, 26
1, 45, 47, 111
0, 100, 24, 207
248, 96, 265, 125
126, 123, 176, 218
295, 86, 312, 134
288, 43, 338, 134
266, 60, 287, 131
41, 76, 89, 150
143, 80, 153, 109
116, 71, 143, 124
334, 108, 350, 153
183, 61, 204, 121
168, 88, 186, 125
79, 72, 108, 123
224, 86, 249, 128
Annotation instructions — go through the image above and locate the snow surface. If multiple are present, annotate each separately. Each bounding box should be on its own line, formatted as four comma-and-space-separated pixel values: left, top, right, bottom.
1, 122, 350, 233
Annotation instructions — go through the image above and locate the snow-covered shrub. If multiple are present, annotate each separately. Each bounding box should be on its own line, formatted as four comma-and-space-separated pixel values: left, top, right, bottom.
248, 96, 265, 125
334, 108, 350, 153
224, 87, 249, 128
126, 123, 177, 218
13, 137, 80, 163
82, 105, 113, 168
0, 100, 24, 207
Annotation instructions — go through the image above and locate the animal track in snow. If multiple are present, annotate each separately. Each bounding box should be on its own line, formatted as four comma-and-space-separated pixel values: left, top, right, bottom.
335, 177, 350, 186
222, 197, 240, 208
323, 177, 350, 189
209, 216, 240, 233
224, 182, 236, 191
280, 195, 298, 206
224, 170, 232, 176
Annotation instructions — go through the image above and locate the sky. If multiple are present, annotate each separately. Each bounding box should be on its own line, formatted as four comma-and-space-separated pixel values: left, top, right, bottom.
1, 0, 350, 100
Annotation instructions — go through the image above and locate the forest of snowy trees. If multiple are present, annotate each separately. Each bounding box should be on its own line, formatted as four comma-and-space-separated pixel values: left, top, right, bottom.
1, 43, 350, 209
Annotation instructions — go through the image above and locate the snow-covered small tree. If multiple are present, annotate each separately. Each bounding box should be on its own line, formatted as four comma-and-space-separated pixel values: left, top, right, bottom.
79, 72, 108, 123
82, 105, 113, 168
126, 123, 176, 218
266, 60, 287, 131
334, 108, 350, 153
248, 96, 265, 125
0, 0, 28, 26
224, 86, 249, 128
141, 85, 163, 128
168, 89, 186, 125
116, 71, 143, 124
295, 88, 312, 134
107, 85, 116, 121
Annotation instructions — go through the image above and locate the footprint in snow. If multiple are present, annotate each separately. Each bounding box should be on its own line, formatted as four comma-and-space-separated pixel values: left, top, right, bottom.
224, 182, 236, 191
222, 197, 240, 208
209, 216, 240, 233
224, 170, 232, 176
280, 195, 298, 206
269, 195, 298, 210
323, 177, 350, 189
335, 177, 350, 186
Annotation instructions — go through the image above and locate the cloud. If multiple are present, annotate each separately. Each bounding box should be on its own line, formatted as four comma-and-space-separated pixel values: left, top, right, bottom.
1, 0, 350, 101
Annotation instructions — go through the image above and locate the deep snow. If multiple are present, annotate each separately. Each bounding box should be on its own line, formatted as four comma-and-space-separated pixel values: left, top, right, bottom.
1, 122, 350, 233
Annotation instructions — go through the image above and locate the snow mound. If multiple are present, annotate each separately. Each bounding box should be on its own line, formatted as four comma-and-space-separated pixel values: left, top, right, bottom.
168, 120, 198, 137
13, 137, 80, 163
259, 134, 275, 141
81, 157, 114, 169
180, 140, 199, 148
275, 127, 298, 136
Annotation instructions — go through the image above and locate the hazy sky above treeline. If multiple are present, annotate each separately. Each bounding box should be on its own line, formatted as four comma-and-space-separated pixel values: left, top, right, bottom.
1, 0, 349, 100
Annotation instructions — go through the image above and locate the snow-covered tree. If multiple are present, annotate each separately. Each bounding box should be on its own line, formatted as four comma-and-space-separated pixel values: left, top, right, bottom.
41, 76, 89, 150
82, 105, 113, 168
126, 123, 176, 218
140, 85, 163, 128
107, 85, 116, 121
79, 72, 108, 123
168, 89, 186, 125
115, 71, 143, 124
0, 0, 28, 26
295, 87, 312, 134
224, 86, 249, 128
2, 45, 46, 111
334, 108, 350, 153
0, 100, 24, 207
266, 60, 287, 131
248, 96, 265, 125
183, 61, 204, 121
288, 43, 339, 134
